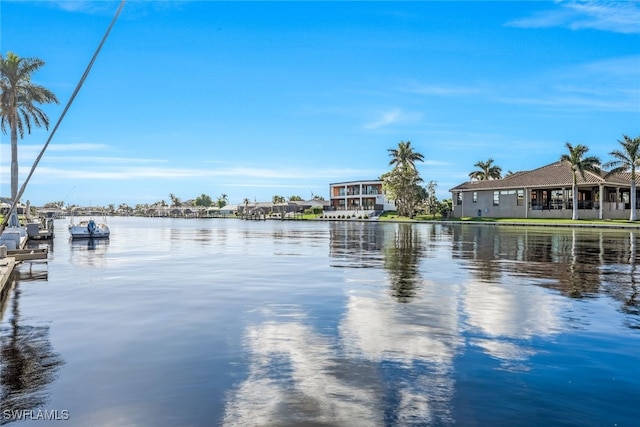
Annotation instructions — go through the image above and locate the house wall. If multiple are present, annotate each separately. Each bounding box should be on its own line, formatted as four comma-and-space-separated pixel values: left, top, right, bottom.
453, 188, 640, 219
453, 189, 527, 218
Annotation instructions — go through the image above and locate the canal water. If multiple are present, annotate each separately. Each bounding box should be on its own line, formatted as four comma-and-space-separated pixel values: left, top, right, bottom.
1, 217, 639, 426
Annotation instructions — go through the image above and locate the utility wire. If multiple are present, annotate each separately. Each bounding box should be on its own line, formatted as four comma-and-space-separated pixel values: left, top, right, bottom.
1, 0, 126, 229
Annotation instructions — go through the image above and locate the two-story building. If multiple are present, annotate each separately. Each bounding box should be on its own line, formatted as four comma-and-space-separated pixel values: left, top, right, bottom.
329, 180, 395, 213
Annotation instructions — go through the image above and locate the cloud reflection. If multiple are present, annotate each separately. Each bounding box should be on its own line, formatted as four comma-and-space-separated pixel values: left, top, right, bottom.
224, 285, 464, 426
340, 292, 460, 426
224, 224, 581, 425
223, 317, 383, 427
464, 279, 568, 368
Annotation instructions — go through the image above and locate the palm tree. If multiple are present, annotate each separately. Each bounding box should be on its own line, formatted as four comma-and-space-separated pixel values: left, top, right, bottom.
0, 52, 59, 201
385, 141, 426, 218
169, 193, 182, 207
243, 197, 250, 218
469, 158, 502, 180
387, 140, 424, 171
217, 194, 228, 209
604, 135, 640, 221
560, 142, 601, 220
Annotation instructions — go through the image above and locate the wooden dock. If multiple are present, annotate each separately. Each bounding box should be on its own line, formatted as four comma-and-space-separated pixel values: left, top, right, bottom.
7, 248, 49, 262
0, 255, 16, 298
0, 227, 49, 296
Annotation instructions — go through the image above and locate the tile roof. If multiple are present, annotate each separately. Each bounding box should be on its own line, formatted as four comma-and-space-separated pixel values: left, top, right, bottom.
450, 161, 633, 192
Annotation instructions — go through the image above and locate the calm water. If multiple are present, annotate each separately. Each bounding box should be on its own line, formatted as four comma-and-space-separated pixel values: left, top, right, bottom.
1, 217, 639, 426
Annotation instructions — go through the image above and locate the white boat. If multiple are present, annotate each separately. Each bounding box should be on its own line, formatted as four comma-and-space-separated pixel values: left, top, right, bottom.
68, 218, 110, 239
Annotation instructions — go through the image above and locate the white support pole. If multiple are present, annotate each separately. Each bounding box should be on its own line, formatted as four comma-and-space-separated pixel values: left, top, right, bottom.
599, 184, 604, 220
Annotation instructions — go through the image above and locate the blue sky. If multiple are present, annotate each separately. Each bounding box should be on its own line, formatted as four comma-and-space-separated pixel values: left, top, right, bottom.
1, 1, 639, 207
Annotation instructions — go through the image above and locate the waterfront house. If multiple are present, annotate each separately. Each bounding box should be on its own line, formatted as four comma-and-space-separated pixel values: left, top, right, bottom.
450, 161, 638, 220
329, 180, 395, 213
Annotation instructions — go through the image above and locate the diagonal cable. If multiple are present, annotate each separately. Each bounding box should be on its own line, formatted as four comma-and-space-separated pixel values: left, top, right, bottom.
2, 0, 126, 229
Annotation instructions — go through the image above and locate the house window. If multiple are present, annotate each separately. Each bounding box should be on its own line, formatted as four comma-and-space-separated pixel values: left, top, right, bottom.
364, 185, 380, 195
333, 187, 346, 197
456, 192, 462, 205
517, 190, 524, 206
493, 191, 500, 206
473, 192, 478, 203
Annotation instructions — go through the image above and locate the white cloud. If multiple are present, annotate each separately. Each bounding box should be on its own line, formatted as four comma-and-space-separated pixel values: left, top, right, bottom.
42, 0, 187, 15
402, 82, 483, 97
19, 164, 380, 182
45, 143, 110, 152
43, 0, 119, 14
363, 109, 421, 130
506, 1, 640, 34
423, 159, 452, 167
0, 142, 109, 159
363, 109, 401, 130
497, 55, 640, 112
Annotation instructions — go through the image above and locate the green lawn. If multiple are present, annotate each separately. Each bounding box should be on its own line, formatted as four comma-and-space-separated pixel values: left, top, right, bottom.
375, 211, 640, 226
453, 217, 639, 225
379, 211, 443, 221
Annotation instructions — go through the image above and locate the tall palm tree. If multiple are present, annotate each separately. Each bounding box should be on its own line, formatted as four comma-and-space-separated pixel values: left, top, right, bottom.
272, 195, 286, 204
0, 52, 59, 201
560, 142, 601, 220
217, 194, 228, 209
386, 141, 425, 218
388, 140, 424, 171
169, 193, 182, 207
604, 135, 640, 221
243, 197, 250, 218
469, 158, 502, 180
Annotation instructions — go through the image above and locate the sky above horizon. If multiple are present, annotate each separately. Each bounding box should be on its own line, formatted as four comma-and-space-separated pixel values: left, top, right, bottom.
1, 0, 639, 207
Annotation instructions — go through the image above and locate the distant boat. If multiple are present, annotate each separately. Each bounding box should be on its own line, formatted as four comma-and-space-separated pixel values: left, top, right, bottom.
68, 218, 110, 239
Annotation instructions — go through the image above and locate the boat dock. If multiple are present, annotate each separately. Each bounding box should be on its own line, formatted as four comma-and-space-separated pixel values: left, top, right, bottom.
0, 251, 16, 298
0, 227, 49, 297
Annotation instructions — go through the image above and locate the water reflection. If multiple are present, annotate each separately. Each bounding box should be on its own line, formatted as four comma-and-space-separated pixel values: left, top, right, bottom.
222, 310, 384, 427
223, 300, 459, 426
170, 227, 214, 244
341, 291, 460, 425
463, 278, 568, 370
600, 231, 640, 328
329, 222, 385, 269
3, 218, 638, 426
69, 238, 109, 267
225, 223, 460, 426
0, 281, 63, 423
383, 224, 424, 302
225, 223, 640, 425
451, 226, 639, 302
329, 222, 425, 301
450, 225, 640, 329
